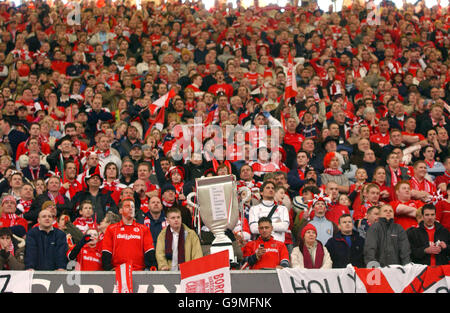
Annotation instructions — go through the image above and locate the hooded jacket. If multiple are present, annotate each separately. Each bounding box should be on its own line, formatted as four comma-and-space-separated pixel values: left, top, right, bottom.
364, 217, 411, 267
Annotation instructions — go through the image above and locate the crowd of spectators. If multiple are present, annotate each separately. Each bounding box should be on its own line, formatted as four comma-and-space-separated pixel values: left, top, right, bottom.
0, 0, 449, 272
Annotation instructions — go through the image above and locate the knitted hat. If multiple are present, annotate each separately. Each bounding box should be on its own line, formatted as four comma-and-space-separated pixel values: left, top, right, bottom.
1, 195, 16, 205
161, 183, 176, 195
165, 166, 185, 181
301, 223, 317, 239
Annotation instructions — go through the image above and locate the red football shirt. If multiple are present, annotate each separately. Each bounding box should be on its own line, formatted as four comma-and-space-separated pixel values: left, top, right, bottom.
242, 237, 289, 269
390, 200, 424, 230
425, 226, 436, 266
102, 220, 154, 271
435, 200, 450, 232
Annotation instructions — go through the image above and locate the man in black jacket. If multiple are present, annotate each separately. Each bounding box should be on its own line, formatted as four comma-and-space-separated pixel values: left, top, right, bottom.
407, 204, 450, 266
26, 176, 72, 226
71, 166, 118, 223
325, 214, 365, 268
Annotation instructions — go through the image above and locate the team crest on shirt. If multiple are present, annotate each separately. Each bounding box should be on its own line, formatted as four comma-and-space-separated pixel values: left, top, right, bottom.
120, 227, 125, 231
271, 244, 276, 248
327, 229, 332, 235
134, 227, 140, 232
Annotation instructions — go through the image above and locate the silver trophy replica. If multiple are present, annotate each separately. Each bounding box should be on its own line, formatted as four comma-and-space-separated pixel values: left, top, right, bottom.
187, 175, 250, 263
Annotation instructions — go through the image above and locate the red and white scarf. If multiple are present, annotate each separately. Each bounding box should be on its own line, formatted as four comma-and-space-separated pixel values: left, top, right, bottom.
410, 177, 434, 194
114, 262, 133, 293
323, 168, 343, 176
389, 166, 401, 186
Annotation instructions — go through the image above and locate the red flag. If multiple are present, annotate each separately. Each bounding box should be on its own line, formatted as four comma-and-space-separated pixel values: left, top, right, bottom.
180, 250, 231, 293
145, 107, 165, 138
148, 89, 176, 115
114, 262, 133, 293
284, 51, 297, 100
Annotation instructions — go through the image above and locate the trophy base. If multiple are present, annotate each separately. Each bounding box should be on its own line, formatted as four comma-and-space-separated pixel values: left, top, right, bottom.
210, 244, 235, 264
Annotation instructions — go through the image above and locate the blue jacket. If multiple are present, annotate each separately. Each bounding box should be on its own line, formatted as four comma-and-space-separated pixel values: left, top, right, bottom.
24, 227, 68, 270
325, 231, 365, 268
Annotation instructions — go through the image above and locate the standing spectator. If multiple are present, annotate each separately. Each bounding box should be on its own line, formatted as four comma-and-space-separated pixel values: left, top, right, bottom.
68, 229, 103, 271
407, 204, 450, 266
248, 181, 290, 243
242, 217, 290, 270
364, 204, 411, 267
71, 166, 118, 223
101, 198, 157, 271
155, 207, 202, 271
325, 214, 365, 268
136, 195, 167, 245
357, 205, 380, 239
291, 223, 332, 269
24, 209, 68, 271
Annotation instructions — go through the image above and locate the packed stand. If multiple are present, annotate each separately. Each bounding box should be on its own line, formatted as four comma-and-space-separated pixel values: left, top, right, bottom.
0, 0, 449, 272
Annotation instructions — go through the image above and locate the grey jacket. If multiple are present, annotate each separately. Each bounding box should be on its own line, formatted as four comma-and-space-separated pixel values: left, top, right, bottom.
364, 217, 411, 267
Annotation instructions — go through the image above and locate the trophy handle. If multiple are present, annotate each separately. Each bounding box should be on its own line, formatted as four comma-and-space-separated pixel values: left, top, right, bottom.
186, 192, 199, 209
239, 186, 251, 204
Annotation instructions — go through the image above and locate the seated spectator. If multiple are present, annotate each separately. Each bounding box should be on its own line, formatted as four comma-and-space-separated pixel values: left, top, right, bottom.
291, 223, 332, 269
72, 200, 98, 234
156, 207, 202, 271
0, 195, 28, 237
364, 204, 411, 267
325, 214, 365, 268
0, 227, 25, 270
390, 181, 424, 230
407, 204, 450, 266
25, 209, 68, 271
242, 217, 290, 270
320, 151, 350, 193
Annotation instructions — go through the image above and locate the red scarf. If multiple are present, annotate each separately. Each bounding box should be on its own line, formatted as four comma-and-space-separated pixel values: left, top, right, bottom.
425, 160, 435, 169
323, 168, 343, 176
165, 225, 185, 265
302, 241, 325, 269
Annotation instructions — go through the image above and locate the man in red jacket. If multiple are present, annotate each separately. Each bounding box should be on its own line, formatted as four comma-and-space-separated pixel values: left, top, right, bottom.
242, 217, 290, 270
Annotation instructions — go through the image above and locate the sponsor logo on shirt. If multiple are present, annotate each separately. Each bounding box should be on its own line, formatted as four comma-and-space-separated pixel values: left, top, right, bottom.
117, 234, 141, 240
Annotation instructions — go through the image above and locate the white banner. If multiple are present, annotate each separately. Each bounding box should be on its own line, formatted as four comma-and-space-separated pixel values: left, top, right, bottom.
277, 265, 366, 293
1, 271, 33, 293
277, 264, 450, 293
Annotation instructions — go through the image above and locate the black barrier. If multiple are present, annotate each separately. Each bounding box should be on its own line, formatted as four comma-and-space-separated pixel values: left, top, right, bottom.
31, 270, 281, 293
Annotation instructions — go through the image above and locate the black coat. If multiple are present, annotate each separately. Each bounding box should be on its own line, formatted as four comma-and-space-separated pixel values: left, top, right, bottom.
325, 231, 365, 268
71, 190, 118, 223
407, 221, 450, 266
26, 193, 72, 225
21, 165, 49, 181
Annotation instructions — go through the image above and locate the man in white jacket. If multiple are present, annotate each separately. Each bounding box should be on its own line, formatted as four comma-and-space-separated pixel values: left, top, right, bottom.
248, 181, 290, 243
